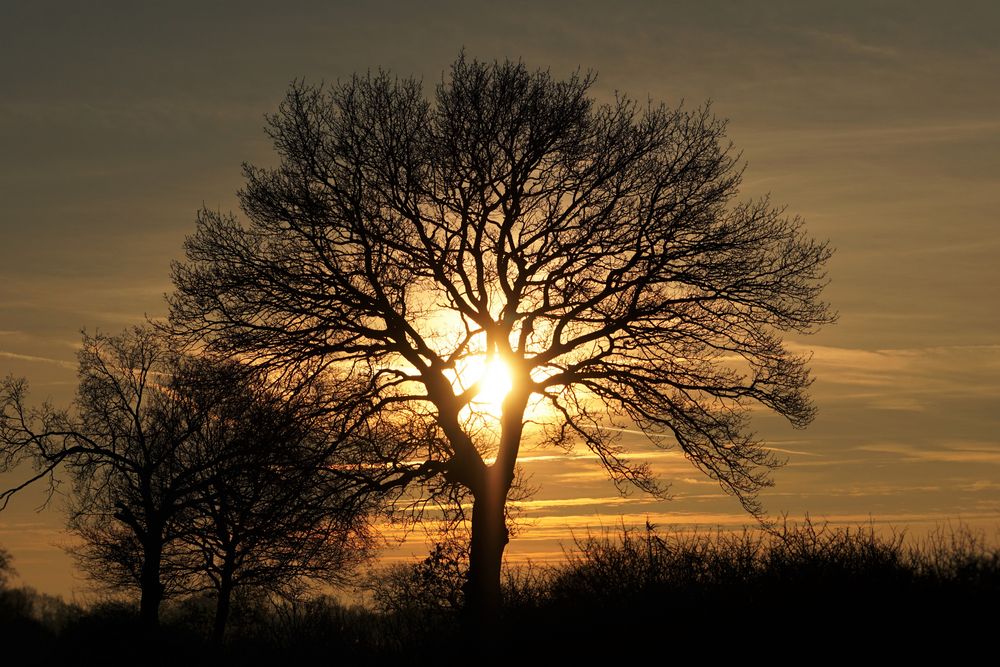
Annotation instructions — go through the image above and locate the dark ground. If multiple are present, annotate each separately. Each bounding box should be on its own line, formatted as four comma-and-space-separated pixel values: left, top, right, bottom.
3, 521, 997, 665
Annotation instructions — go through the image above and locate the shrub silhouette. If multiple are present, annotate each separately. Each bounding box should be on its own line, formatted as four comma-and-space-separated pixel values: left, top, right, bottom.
2, 519, 997, 662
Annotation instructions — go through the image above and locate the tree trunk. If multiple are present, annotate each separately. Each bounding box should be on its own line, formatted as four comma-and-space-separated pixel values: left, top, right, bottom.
463, 389, 528, 628
464, 475, 509, 626
139, 535, 164, 631
213, 566, 234, 644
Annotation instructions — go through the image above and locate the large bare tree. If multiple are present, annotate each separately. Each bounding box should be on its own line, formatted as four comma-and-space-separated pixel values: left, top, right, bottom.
168, 54, 834, 623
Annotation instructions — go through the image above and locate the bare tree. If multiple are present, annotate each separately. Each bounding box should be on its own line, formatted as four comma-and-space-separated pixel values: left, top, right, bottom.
368, 538, 468, 615
167, 54, 834, 624
0, 327, 207, 628
1, 328, 372, 632
169, 363, 375, 643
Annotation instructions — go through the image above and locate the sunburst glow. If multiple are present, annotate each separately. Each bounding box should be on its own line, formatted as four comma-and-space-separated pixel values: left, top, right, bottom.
478, 357, 513, 407
455, 355, 513, 417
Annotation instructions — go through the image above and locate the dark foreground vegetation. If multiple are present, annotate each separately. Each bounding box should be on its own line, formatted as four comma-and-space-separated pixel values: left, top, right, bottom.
3, 519, 998, 664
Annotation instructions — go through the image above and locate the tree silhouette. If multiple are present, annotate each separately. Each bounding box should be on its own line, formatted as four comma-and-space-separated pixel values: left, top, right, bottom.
168, 54, 834, 623
0, 544, 13, 589
1, 327, 204, 627
167, 361, 374, 643
368, 538, 468, 615
1, 328, 371, 632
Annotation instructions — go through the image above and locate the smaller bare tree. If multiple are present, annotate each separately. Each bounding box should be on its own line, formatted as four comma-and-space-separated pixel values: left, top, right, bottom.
168, 363, 375, 642
369, 538, 469, 615
1, 328, 374, 634
1, 327, 209, 628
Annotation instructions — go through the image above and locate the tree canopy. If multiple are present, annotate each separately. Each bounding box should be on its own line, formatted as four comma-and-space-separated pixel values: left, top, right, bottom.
168, 54, 834, 620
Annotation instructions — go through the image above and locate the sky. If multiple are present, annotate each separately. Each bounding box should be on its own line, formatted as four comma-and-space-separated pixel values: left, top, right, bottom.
1, 0, 998, 598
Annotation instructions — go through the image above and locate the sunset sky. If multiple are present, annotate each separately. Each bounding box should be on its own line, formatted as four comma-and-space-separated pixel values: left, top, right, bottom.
2, 0, 998, 598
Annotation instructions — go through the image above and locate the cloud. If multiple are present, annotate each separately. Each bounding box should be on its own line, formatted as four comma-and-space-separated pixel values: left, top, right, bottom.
788, 343, 1000, 410
517, 496, 641, 511
959, 480, 1000, 493
764, 445, 825, 457
856, 441, 1000, 465
798, 28, 901, 60
745, 118, 1000, 152
0, 350, 75, 369
0, 522, 70, 551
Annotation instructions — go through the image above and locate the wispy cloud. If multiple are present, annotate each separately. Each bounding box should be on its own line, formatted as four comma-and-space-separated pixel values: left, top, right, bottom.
517, 496, 643, 511
799, 28, 901, 60
788, 343, 1000, 409
0, 522, 71, 551
765, 445, 825, 457
856, 441, 1000, 465
0, 350, 75, 369
741, 119, 1000, 158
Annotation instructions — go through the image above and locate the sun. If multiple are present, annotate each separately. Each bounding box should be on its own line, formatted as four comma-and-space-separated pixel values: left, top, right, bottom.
477, 357, 513, 408
454, 354, 513, 417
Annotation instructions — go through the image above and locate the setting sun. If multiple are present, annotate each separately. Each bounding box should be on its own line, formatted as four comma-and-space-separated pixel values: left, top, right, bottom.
462, 355, 513, 415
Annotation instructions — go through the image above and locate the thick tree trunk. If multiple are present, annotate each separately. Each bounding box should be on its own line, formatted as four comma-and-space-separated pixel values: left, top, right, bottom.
463, 389, 528, 628
213, 567, 234, 644
139, 535, 164, 631
464, 474, 509, 625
